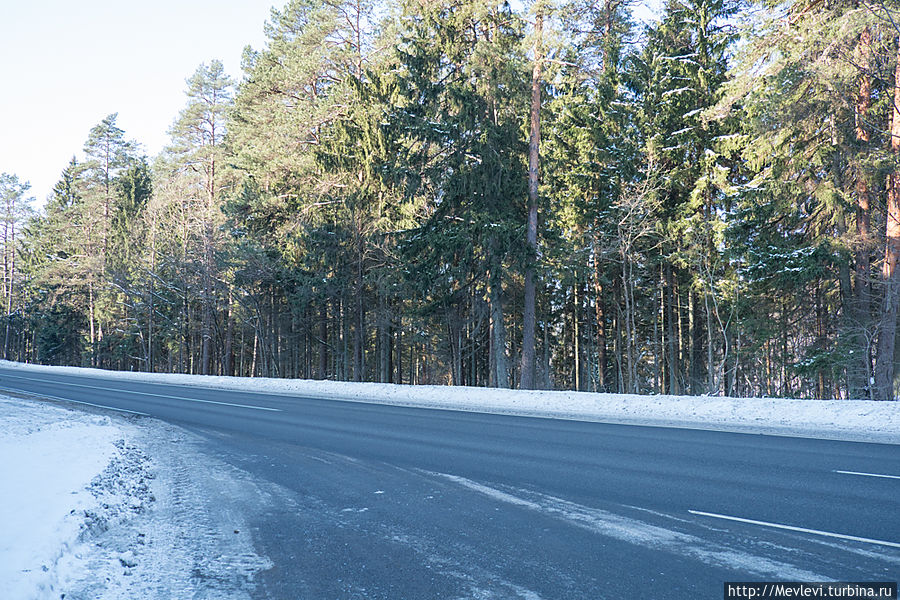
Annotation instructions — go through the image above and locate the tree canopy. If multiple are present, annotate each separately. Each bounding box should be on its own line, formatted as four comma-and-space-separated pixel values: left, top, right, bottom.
6, 0, 900, 400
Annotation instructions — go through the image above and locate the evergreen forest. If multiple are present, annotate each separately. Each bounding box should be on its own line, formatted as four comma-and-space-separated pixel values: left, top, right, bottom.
3, 0, 900, 400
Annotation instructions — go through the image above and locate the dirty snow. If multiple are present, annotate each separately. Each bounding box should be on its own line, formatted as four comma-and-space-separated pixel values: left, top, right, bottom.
0, 395, 272, 600
1, 360, 897, 443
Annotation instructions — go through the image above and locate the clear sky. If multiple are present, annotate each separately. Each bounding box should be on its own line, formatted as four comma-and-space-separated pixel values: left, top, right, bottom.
1, 0, 661, 207
0, 0, 275, 205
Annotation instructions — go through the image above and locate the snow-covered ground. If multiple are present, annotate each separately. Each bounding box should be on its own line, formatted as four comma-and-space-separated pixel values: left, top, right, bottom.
0, 395, 272, 600
1, 360, 898, 444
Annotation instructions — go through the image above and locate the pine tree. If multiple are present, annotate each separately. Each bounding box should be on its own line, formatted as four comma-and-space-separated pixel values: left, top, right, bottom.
228, 0, 381, 381
160, 60, 234, 375
0, 174, 34, 359
81, 113, 139, 364
520, 0, 547, 390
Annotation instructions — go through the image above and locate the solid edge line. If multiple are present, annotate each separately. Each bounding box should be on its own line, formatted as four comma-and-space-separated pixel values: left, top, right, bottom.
688, 510, 900, 549
0, 388, 151, 416
834, 469, 900, 481
0, 373, 281, 412
57, 397, 151, 416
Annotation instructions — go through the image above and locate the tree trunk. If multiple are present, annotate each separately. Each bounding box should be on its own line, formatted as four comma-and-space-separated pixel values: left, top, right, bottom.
781, 297, 790, 397
854, 26, 874, 397
614, 283, 624, 393
224, 290, 234, 377
543, 315, 551, 389
89, 281, 96, 367
271, 290, 280, 377
620, 268, 633, 393
816, 281, 826, 399
520, 8, 542, 390
318, 302, 328, 379
593, 243, 607, 391
690, 292, 704, 394
665, 264, 679, 394
706, 292, 716, 394
379, 292, 390, 383
575, 280, 582, 391
447, 309, 460, 386
874, 39, 900, 400
201, 158, 216, 376
4, 221, 14, 360
341, 294, 350, 381
354, 243, 365, 382
200, 267, 212, 375
726, 324, 736, 397
147, 216, 158, 373
655, 272, 663, 394
395, 314, 403, 385
490, 263, 509, 389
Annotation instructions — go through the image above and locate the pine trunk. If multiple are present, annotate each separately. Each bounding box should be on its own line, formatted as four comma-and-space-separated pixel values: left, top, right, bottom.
89, 282, 96, 367
874, 39, 900, 400
575, 280, 582, 391
854, 26, 874, 397
520, 9, 542, 390
4, 221, 14, 360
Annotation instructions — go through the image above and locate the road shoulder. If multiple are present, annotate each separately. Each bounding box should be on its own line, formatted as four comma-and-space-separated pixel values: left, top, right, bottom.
0, 394, 273, 599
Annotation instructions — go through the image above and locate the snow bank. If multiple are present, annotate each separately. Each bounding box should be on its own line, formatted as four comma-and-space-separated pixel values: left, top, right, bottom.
0, 398, 121, 599
2, 360, 897, 444
0, 394, 272, 599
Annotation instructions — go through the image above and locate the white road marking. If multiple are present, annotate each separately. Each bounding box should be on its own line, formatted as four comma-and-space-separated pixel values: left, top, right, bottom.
0, 373, 281, 412
54, 397, 151, 416
688, 510, 900, 549
834, 470, 900, 481
0, 387, 150, 416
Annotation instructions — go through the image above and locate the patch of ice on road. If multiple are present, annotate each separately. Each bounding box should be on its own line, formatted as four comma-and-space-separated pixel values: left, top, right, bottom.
2, 359, 896, 443
436, 474, 542, 510
511, 587, 546, 600
806, 538, 900, 565
341, 507, 369, 513
432, 472, 825, 580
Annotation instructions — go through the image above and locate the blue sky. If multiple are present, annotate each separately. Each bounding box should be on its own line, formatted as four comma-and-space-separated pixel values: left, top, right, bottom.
0, 0, 274, 204
1, 0, 661, 207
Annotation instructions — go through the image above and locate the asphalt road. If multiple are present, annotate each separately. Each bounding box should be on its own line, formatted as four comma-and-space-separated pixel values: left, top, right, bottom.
1, 365, 898, 599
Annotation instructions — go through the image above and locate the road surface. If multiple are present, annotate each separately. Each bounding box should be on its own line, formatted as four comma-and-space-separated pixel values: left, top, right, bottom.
0, 365, 897, 599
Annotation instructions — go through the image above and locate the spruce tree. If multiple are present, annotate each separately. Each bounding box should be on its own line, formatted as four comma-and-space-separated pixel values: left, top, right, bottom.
392, 0, 528, 388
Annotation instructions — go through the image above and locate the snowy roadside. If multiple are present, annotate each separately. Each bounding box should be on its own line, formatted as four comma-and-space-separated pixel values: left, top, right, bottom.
0, 394, 272, 600
2, 360, 898, 444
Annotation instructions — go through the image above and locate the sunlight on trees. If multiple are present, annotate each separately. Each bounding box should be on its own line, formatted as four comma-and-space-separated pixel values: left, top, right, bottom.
5, 0, 900, 399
